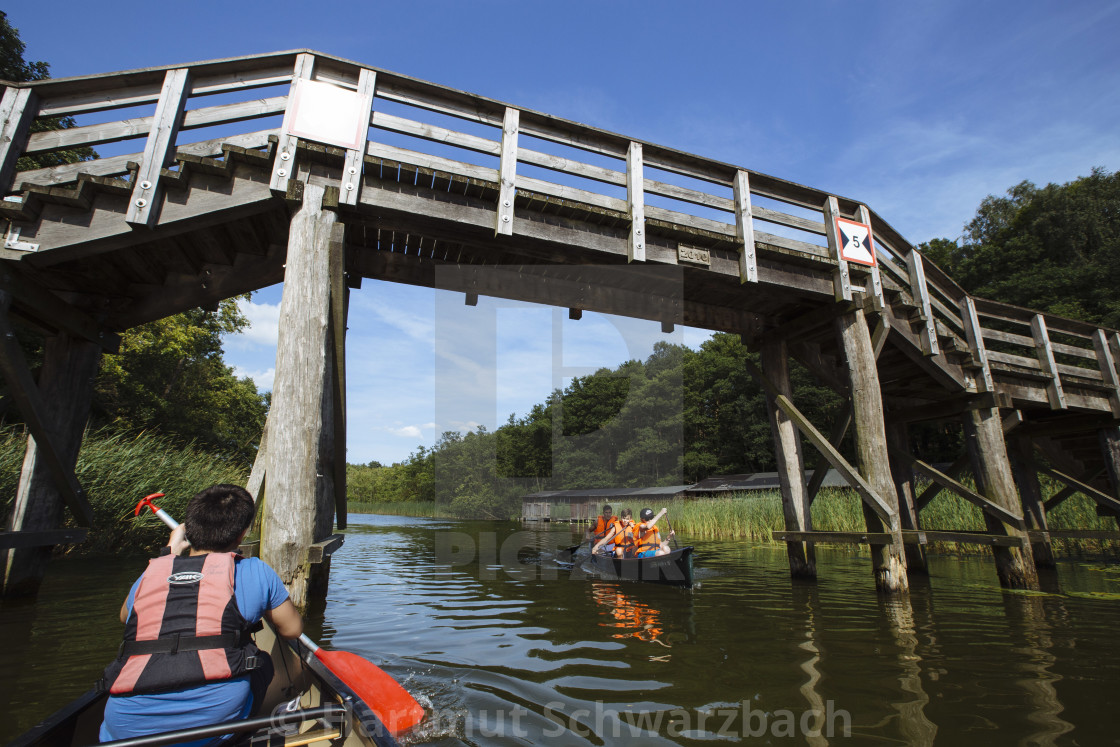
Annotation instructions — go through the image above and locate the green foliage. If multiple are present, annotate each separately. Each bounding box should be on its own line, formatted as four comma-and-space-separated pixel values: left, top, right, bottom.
920, 168, 1120, 327
0, 12, 96, 172
1, 424, 248, 555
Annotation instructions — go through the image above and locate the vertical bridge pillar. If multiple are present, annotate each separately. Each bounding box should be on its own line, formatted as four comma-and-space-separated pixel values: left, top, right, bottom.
836, 307, 909, 593
262, 183, 343, 609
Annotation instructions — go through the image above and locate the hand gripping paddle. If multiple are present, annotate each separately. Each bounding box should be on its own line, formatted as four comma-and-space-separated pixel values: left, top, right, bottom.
133, 492, 425, 734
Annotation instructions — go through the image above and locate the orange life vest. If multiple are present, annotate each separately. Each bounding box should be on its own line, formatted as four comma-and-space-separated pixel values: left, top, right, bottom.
591, 515, 621, 542
614, 523, 637, 551
634, 524, 662, 554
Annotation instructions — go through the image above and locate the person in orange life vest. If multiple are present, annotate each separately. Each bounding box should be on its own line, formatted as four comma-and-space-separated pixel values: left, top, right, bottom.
633, 507, 674, 558
99, 485, 303, 746
593, 508, 636, 558
585, 504, 621, 551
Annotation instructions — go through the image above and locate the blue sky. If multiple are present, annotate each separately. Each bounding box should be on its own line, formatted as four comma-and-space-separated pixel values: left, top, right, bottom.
10, 1, 1120, 465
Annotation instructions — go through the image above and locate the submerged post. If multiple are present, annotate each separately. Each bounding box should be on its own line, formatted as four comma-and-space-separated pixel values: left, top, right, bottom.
1006, 430, 1055, 569
262, 183, 338, 609
887, 421, 928, 575
962, 407, 1040, 589
760, 338, 816, 579
836, 307, 908, 593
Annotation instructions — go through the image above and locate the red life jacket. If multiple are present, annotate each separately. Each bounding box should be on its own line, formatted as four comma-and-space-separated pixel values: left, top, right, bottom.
634, 524, 662, 554
102, 552, 260, 695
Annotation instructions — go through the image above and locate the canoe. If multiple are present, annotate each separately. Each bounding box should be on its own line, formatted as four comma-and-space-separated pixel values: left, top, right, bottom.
11, 624, 404, 747
591, 545, 695, 587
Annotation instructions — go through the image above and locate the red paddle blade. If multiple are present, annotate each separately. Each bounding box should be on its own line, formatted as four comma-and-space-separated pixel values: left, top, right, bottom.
314, 648, 425, 734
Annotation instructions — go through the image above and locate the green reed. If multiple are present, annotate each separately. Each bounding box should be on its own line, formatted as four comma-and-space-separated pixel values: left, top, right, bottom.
1, 424, 247, 555
348, 500, 458, 518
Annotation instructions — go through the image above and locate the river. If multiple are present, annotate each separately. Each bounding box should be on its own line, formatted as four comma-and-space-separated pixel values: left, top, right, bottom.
3, 514, 1120, 745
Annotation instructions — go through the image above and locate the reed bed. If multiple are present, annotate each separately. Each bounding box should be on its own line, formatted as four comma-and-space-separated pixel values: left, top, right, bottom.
1, 425, 247, 555
348, 500, 458, 518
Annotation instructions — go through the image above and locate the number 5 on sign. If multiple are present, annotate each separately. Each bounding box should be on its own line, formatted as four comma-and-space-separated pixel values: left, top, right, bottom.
834, 217, 876, 267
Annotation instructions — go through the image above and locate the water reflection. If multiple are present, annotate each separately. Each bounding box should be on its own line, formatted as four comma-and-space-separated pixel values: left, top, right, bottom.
590, 581, 669, 647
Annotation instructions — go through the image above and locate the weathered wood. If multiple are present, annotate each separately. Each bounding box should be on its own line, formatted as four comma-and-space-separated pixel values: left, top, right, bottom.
733, 170, 758, 283
262, 183, 335, 609
1030, 314, 1067, 409
0, 299, 95, 530
1092, 330, 1120, 417
339, 68, 377, 208
760, 338, 816, 578
495, 107, 519, 235
270, 53, 316, 195
806, 404, 851, 505
307, 534, 345, 564
328, 222, 348, 529
0, 528, 87, 550
626, 141, 645, 263
906, 250, 939, 356
2, 330, 100, 597
962, 407, 1040, 589
887, 422, 928, 574
1098, 427, 1120, 521
1006, 431, 1055, 568
835, 307, 907, 593
904, 455, 1026, 529
0, 265, 120, 351
822, 196, 852, 302
914, 453, 970, 510
247, 412, 269, 505
1041, 462, 1120, 516
773, 530, 1024, 547
0, 86, 37, 193
960, 295, 994, 392
856, 205, 884, 311
126, 68, 190, 228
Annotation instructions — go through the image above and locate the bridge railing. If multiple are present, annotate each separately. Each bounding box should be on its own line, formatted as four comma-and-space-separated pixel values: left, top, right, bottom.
3, 49, 1119, 410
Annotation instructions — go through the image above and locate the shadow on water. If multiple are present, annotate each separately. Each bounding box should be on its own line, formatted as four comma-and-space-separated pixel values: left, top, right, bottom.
4, 515, 1120, 745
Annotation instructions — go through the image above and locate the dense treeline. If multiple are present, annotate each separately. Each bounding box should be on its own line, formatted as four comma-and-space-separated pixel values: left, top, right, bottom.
348, 336, 847, 519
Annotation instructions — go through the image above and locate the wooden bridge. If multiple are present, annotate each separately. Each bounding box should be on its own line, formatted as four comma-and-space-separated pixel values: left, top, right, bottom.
2, 50, 1118, 601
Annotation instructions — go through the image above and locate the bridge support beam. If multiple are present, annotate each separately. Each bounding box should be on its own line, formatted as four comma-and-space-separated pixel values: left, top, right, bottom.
887, 421, 928, 575
262, 183, 340, 610
1097, 427, 1120, 525
760, 338, 816, 579
1007, 431, 1055, 569
836, 307, 908, 594
962, 408, 1040, 589
2, 330, 100, 597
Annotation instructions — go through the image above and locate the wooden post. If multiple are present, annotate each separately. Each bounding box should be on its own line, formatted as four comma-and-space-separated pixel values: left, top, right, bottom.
1006, 430, 1055, 568
835, 307, 908, 593
760, 338, 816, 579
2, 332, 101, 597
262, 183, 336, 610
887, 421, 928, 574
962, 407, 1040, 589
1097, 426, 1120, 525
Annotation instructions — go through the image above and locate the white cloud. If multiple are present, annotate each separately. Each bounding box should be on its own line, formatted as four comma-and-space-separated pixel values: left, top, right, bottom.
233, 366, 274, 391
225, 298, 280, 349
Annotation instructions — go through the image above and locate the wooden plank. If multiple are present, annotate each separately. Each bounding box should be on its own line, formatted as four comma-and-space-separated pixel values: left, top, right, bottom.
752, 205, 826, 236
774, 530, 894, 545
734, 170, 758, 283
1040, 465, 1120, 515
645, 177, 732, 213
907, 455, 1026, 529
126, 68, 190, 228
0, 87, 37, 194
0, 528, 87, 550
339, 69, 377, 207
1093, 329, 1120, 417
495, 107, 519, 235
26, 95, 287, 154
372, 110, 501, 157
270, 53, 316, 195
773, 529, 1020, 547
806, 404, 851, 504
1030, 529, 1120, 540
1031, 313, 1067, 409
822, 196, 852, 302
515, 173, 627, 213
908, 530, 1025, 547
0, 296, 94, 526
986, 350, 1044, 370
0, 265, 120, 351
960, 296, 994, 392
519, 145, 624, 186
627, 141, 645, 262
856, 205, 885, 311
307, 534, 345, 564
365, 140, 499, 184
906, 250, 939, 355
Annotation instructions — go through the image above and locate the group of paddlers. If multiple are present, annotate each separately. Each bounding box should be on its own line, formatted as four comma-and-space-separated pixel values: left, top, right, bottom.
586, 504, 676, 558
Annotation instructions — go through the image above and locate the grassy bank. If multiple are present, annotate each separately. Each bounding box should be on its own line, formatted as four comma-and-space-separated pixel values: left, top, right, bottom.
347, 500, 458, 518
1, 425, 248, 555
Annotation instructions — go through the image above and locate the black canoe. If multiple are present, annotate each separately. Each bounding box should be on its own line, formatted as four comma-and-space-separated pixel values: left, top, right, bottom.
11, 624, 402, 747
558, 543, 695, 587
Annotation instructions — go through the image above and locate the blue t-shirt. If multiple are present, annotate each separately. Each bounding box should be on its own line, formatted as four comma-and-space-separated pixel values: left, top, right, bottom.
100, 556, 289, 745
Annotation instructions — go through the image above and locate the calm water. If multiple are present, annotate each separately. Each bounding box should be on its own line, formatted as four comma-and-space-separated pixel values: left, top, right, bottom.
4, 515, 1120, 745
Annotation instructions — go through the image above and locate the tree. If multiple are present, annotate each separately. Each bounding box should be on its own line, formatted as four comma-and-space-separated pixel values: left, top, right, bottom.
920, 169, 1120, 327
0, 12, 96, 172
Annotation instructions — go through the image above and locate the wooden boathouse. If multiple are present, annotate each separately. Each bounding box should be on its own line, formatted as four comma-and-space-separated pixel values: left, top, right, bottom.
2, 50, 1119, 602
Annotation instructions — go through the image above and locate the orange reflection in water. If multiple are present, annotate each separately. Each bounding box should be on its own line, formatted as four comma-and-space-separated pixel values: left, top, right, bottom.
590, 581, 667, 645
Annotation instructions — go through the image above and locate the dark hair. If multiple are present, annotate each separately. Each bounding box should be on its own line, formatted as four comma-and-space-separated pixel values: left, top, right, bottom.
184, 484, 256, 551
619, 508, 633, 519
602, 505, 613, 513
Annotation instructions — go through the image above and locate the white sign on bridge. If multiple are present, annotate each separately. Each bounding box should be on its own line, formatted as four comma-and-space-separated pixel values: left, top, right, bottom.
833, 217, 876, 267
